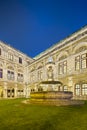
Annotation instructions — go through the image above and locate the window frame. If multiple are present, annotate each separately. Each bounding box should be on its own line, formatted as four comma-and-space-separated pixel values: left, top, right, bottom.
0, 69, 3, 78
58, 60, 67, 75
17, 73, 23, 82
19, 57, 22, 64
7, 70, 14, 80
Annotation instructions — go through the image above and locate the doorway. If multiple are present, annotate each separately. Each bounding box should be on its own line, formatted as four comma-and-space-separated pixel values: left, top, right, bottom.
7, 89, 14, 98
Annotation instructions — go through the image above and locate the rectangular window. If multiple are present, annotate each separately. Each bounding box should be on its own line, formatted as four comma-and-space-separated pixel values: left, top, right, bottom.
82, 84, 87, 95
81, 54, 87, 69
21, 74, 23, 81
75, 84, 80, 96
19, 57, 22, 64
58, 61, 67, 75
7, 70, 14, 80
17, 73, 23, 82
75, 53, 87, 70
59, 63, 62, 74
0, 48, 1, 55
75, 56, 80, 70
8, 53, 13, 61
38, 71, 42, 80
11, 71, 14, 80
63, 61, 67, 73
0, 69, 3, 78
7, 70, 10, 80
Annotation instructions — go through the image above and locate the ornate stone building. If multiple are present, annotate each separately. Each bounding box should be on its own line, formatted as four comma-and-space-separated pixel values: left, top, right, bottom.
28, 25, 87, 100
0, 41, 33, 98
0, 25, 87, 99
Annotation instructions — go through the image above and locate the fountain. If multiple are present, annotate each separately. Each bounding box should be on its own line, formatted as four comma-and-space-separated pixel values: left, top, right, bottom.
29, 57, 84, 106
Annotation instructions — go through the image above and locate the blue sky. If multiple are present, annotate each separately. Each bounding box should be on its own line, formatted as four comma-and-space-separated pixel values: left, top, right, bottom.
0, 0, 87, 57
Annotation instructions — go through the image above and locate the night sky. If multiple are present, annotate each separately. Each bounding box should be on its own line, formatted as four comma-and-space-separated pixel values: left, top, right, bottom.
0, 0, 87, 58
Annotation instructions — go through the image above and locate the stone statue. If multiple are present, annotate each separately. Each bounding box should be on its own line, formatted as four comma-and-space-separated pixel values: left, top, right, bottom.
47, 66, 53, 80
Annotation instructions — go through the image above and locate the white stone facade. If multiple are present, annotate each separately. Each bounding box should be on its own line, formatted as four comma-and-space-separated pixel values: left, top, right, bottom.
28, 25, 87, 100
1, 25, 87, 99
0, 41, 33, 98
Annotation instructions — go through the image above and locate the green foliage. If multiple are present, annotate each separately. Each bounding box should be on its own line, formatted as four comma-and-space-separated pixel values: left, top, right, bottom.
0, 99, 87, 130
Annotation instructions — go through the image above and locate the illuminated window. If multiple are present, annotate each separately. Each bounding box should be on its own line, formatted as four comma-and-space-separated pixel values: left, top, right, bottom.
82, 84, 87, 95
75, 56, 80, 70
63, 86, 68, 91
38, 71, 42, 80
81, 54, 87, 69
59, 63, 62, 74
75, 53, 87, 70
8, 53, 13, 61
63, 61, 67, 73
17, 73, 23, 82
75, 84, 80, 96
58, 61, 67, 74
7, 70, 14, 80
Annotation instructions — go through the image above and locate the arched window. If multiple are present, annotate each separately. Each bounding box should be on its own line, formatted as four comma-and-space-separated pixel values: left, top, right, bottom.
75, 56, 80, 70
17, 69, 23, 82
58, 54, 67, 75
17, 73, 23, 82
38, 71, 42, 80
75, 53, 87, 70
8, 53, 13, 61
63, 86, 68, 91
82, 84, 87, 95
37, 64, 43, 81
58, 61, 67, 74
31, 89, 35, 92
7, 66, 14, 80
7, 70, 14, 80
75, 84, 80, 96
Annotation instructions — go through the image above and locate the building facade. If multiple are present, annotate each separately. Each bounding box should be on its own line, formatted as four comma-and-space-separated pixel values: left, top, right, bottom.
0, 41, 33, 98
0, 25, 87, 99
28, 25, 87, 100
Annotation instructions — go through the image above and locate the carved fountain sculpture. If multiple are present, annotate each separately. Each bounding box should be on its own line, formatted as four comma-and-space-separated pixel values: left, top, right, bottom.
30, 57, 84, 106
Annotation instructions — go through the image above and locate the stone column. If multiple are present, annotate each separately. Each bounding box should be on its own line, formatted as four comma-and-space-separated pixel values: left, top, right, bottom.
14, 84, 17, 98
3, 82, 7, 98
68, 77, 73, 91
25, 85, 30, 98
23, 85, 26, 97
47, 66, 54, 81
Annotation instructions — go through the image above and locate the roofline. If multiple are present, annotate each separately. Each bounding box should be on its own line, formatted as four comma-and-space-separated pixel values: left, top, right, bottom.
33, 24, 87, 60
0, 40, 33, 60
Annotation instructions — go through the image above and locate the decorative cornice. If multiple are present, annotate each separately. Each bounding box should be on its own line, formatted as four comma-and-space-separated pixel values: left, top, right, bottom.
33, 25, 87, 61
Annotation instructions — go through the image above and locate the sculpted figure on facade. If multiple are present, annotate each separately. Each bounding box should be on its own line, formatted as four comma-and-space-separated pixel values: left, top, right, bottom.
47, 66, 53, 80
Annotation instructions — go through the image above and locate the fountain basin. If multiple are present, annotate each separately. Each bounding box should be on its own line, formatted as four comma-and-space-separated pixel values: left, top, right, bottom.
30, 91, 73, 100
30, 91, 84, 106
